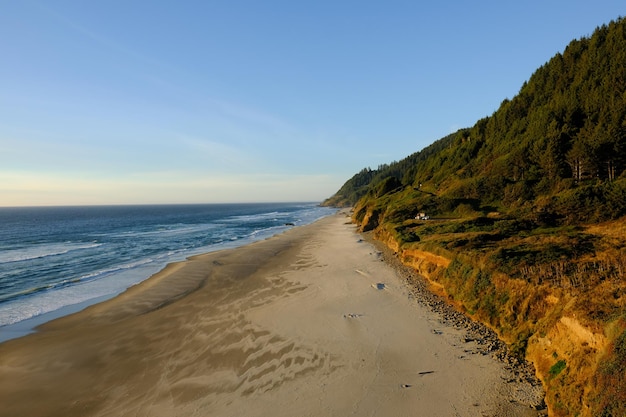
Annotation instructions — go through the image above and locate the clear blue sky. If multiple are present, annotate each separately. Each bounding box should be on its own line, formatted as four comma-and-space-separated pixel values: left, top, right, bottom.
1, 1, 624, 206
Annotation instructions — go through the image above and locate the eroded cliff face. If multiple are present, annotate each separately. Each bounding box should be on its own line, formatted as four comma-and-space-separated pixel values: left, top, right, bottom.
374, 226, 449, 279
354, 213, 612, 417
353, 202, 380, 232
526, 315, 609, 417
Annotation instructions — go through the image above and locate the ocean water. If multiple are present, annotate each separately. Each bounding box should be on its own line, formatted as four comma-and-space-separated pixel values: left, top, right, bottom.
0, 203, 335, 339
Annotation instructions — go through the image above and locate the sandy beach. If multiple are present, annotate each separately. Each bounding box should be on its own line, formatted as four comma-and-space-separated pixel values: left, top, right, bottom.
0, 212, 544, 417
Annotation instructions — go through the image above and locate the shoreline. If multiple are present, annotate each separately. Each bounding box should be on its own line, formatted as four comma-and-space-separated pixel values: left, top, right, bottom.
0, 211, 545, 416
0, 293, 116, 344
0, 209, 335, 344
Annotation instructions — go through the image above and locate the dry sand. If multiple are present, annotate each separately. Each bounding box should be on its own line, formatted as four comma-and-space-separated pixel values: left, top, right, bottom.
0, 212, 544, 417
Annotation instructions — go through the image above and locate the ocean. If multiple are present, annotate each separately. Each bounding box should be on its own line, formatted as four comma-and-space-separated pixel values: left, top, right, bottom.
0, 202, 336, 341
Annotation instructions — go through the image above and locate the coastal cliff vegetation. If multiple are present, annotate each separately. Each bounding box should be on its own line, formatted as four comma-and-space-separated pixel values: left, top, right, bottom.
325, 17, 626, 416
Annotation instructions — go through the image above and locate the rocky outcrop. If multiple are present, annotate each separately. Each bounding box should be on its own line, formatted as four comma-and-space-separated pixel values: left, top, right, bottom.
359, 209, 381, 232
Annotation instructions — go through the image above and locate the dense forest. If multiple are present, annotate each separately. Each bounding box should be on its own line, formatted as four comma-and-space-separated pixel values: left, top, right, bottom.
325, 17, 626, 417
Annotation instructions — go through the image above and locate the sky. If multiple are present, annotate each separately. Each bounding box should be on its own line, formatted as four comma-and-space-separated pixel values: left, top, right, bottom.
1, 1, 624, 206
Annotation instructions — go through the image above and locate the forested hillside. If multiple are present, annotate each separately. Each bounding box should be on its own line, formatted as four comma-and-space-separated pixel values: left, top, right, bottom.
323, 132, 457, 207
326, 17, 626, 417
326, 18, 626, 222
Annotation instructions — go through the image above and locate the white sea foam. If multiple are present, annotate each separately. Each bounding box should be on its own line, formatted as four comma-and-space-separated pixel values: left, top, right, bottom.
0, 204, 337, 336
224, 211, 290, 223
102, 223, 221, 239
74, 258, 155, 283
0, 258, 166, 327
0, 242, 102, 264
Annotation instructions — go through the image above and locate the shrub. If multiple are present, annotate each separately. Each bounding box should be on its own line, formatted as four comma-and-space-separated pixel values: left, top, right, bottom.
549, 359, 567, 378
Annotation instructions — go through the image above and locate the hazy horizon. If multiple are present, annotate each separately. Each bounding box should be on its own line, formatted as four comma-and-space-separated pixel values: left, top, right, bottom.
0, 200, 325, 208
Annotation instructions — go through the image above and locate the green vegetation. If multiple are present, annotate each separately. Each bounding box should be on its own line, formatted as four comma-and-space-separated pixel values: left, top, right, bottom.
326, 18, 626, 223
322, 167, 378, 207
549, 359, 567, 378
326, 17, 626, 417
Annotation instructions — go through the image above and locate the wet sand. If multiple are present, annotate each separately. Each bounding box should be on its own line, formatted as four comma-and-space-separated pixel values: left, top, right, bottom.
0, 212, 544, 417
